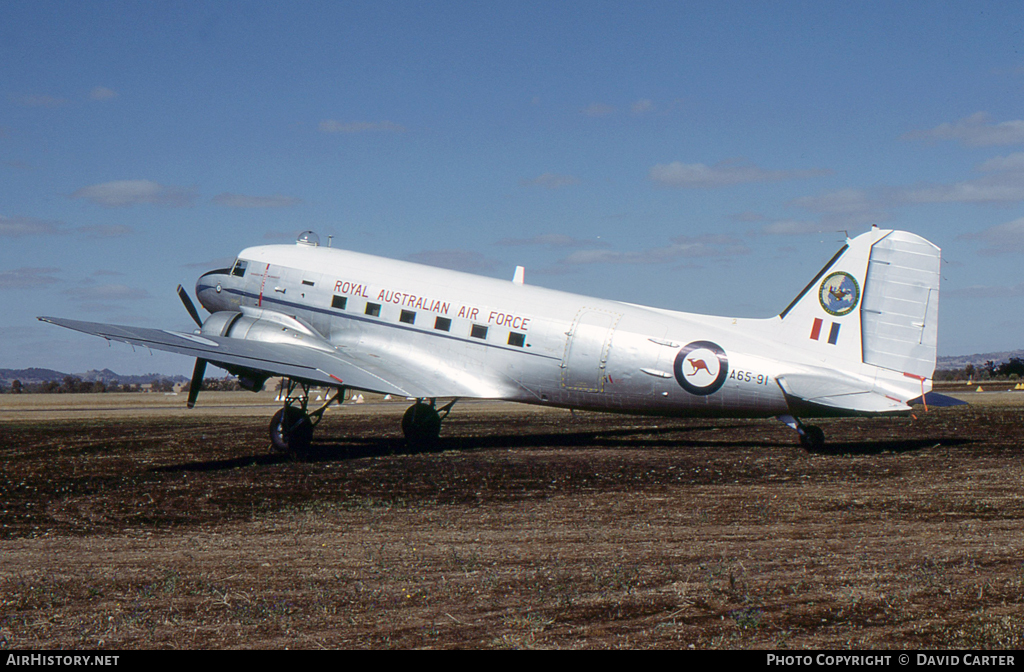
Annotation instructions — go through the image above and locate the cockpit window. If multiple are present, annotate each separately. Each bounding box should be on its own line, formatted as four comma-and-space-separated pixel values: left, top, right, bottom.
231, 259, 248, 277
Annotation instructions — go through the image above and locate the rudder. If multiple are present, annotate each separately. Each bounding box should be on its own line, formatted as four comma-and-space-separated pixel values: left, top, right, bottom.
860, 230, 940, 380
776, 227, 940, 382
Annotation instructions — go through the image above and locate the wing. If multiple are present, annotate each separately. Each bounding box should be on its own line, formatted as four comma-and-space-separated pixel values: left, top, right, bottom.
38, 316, 480, 399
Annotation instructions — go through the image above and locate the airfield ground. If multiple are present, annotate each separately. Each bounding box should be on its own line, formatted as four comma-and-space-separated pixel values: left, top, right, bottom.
0, 386, 1022, 649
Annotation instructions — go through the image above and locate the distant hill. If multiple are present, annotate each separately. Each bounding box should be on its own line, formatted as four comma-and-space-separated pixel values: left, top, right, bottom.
0, 368, 188, 386
937, 350, 1024, 370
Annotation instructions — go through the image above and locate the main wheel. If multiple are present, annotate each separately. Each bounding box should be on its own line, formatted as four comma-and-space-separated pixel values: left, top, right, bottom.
402, 402, 442, 450
799, 425, 826, 453
269, 406, 314, 455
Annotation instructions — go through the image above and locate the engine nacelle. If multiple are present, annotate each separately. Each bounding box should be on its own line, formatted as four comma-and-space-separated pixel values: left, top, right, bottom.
199, 307, 337, 355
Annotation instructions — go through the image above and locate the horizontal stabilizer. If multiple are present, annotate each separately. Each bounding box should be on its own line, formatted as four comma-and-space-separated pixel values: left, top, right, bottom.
909, 392, 968, 407
777, 372, 912, 415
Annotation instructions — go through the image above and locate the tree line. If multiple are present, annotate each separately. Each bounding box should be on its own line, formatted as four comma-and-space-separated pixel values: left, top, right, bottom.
934, 357, 1024, 381
0, 376, 243, 394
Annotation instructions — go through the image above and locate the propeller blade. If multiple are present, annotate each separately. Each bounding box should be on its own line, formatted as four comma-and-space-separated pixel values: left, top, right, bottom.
177, 284, 203, 327
187, 358, 207, 409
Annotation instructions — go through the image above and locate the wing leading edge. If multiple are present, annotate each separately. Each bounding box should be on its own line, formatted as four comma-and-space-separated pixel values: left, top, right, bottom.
39, 316, 422, 398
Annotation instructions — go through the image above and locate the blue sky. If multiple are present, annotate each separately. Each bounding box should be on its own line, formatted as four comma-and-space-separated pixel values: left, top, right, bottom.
2, 1, 1023, 375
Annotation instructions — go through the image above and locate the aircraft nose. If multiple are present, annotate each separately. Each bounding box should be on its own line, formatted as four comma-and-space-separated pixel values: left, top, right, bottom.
196, 267, 232, 314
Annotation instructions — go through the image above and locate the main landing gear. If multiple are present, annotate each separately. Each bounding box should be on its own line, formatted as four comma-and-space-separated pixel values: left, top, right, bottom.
268, 379, 457, 455
778, 415, 826, 453
269, 379, 343, 455
402, 398, 457, 450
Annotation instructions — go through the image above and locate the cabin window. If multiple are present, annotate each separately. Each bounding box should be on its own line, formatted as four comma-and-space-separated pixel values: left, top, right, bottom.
230, 260, 248, 277
302, 280, 315, 287
332, 295, 347, 310
365, 302, 381, 317
470, 324, 488, 340
400, 310, 416, 325
507, 332, 526, 347
434, 316, 451, 332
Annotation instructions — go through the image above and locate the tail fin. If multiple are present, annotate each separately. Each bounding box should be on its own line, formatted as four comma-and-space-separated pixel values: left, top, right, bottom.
776, 227, 941, 411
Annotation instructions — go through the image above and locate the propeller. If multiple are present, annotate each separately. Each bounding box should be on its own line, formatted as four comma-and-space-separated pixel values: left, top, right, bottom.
187, 358, 207, 409
177, 285, 207, 408
177, 284, 203, 327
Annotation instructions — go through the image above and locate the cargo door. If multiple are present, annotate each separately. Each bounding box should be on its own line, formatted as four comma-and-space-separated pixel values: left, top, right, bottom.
561, 308, 622, 392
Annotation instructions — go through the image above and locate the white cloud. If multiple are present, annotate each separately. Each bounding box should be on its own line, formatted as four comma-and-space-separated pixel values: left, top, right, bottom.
0, 267, 62, 289
760, 220, 836, 236
210, 193, 302, 208
70, 180, 197, 207
496, 233, 607, 248
518, 173, 580, 189
9, 93, 66, 108
263, 230, 305, 241
977, 152, 1024, 172
898, 173, 1024, 204
183, 256, 234, 270
944, 281, 1024, 299
3, 160, 34, 170
67, 284, 150, 301
789, 188, 875, 215
581, 103, 615, 117
405, 249, 498, 273
649, 160, 830, 189
960, 217, 1024, 255
901, 112, 1024, 147
893, 150, 1024, 204
0, 215, 66, 237
783, 188, 890, 230
729, 211, 768, 223
89, 87, 118, 101
77, 225, 134, 238
630, 99, 654, 115
789, 152, 1024, 221
319, 120, 406, 133
779, 151, 1024, 238
560, 234, 749, 265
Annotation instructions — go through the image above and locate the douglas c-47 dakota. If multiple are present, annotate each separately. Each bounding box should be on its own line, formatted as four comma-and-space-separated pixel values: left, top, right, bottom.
41, 226, 961, 454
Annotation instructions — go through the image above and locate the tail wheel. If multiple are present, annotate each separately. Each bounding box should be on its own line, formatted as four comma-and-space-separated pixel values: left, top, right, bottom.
402, 402, 442, 450
799, 425, 826, 453
270, 406, 313, 455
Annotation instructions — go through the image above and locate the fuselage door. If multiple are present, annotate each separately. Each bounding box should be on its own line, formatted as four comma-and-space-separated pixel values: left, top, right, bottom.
561, 308, 622, 392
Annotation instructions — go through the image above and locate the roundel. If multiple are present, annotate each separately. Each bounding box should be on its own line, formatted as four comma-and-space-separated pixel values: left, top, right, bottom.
818, 271, 860, 316
673, 341, 729, 396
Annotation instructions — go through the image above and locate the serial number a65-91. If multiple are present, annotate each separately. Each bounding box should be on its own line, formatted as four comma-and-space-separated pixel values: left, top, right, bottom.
729, 369, 770, 385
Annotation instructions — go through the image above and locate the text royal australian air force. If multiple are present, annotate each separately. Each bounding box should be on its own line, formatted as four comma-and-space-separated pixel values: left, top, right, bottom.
338, 279, 531, 330
230, 243, 536, 335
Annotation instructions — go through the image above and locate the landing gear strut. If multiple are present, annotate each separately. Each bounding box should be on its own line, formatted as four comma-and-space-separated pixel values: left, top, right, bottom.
269, 379, 343, 456
778, 415, 826, 453
402, 398, 456, 450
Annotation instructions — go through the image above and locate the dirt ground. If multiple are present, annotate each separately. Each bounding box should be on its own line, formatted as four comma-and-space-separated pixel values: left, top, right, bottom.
1, 387, 1023, 650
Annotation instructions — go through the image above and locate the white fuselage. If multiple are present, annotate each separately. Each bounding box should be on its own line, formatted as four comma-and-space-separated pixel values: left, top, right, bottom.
196, 243, 810, 418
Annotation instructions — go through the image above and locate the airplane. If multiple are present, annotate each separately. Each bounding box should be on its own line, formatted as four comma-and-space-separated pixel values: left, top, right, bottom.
40, 225, 961, 455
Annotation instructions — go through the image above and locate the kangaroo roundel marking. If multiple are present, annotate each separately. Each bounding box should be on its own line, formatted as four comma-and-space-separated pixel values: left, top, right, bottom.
818, 271, 860, 316
673, 341, 729, 396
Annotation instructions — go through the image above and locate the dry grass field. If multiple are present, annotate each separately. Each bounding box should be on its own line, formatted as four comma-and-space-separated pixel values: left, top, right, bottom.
1, 388, 1023, 649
